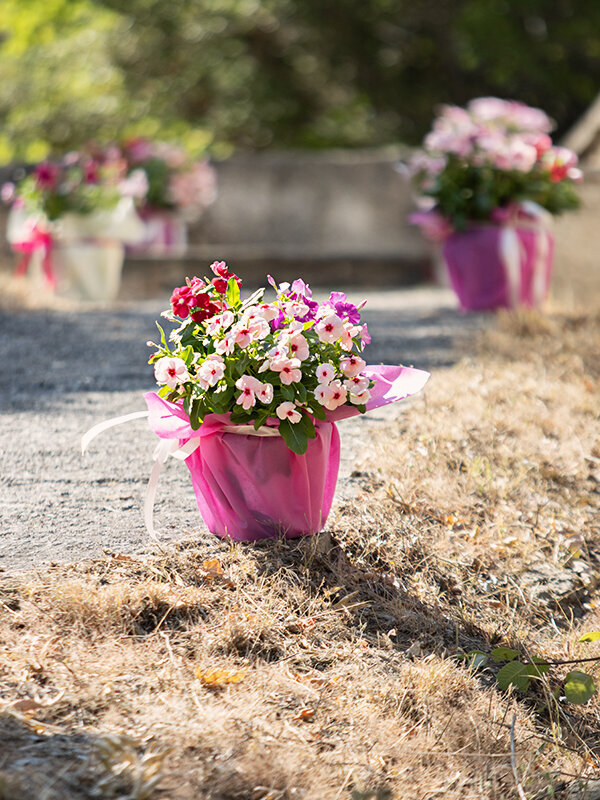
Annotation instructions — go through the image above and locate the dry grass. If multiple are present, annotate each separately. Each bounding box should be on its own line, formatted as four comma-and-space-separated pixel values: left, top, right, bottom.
1, 307, 600, 799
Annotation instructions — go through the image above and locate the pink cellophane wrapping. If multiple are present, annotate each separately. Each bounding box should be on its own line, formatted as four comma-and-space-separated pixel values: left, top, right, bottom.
145, 364, 429, 541
442, 225, 554, 312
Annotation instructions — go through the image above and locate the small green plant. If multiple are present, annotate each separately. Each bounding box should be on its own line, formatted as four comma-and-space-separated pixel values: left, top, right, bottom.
460, 632, 600, 706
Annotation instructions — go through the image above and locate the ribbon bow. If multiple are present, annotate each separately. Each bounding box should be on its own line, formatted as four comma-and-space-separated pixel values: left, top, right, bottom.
13, 226, 56, 288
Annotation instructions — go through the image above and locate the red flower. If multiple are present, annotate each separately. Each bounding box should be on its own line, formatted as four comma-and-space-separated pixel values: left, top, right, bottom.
34, 162, 59, 191
210, 260, 242, 294
84, 161, 100, 184
170, 285, 194, 318
191, 302, 221, 323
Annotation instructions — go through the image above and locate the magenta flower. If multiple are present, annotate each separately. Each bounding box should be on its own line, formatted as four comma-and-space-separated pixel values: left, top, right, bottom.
34, 162, 59, 191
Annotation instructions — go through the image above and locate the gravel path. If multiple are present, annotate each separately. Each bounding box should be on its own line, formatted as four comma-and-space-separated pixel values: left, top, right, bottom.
0, 286, 489, 571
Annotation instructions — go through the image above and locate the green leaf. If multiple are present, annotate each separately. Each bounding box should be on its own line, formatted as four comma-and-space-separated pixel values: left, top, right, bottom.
491, 647, 521, 663
308, 402, 327, 421
496, 661, 531, 692
527, 657, 550, 678
564, 671, 596, 705
280, 384, 295, 402
295, 382, 307, 403
209, 386, 234, 414
579, 632, 600, 643
156, 322, 168, 350
189, 399, 202, 430
252, 409, 270, 430
465, 650, 488, 669
279, 418, 308, 454
226, 277, 240, 308
297, 412, 316, 440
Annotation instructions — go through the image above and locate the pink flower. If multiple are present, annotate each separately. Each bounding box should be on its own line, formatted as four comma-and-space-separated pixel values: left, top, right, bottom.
235, 375, 260, 410
276, 402, 302, 424
232, 324, 252, 349
197, 356, 225, 388
256, 382, 274, 404
215, 335, 235, 355
349, 389, 371, 405
313, 384, 334, 406
1, 182, 15, 204
34, 162, 59, 191
321, 380, 347, 411
255, 303, 279, 322
315, 313, 345, 343
282, 331, 310, 361
271, 356, 302, 384
154, 357, 190, 389
340, 355, 366, 378
316, 363, 335, 384
344, 375, 370, 393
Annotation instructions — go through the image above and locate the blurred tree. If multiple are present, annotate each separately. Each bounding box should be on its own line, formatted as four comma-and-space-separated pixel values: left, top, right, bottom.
0, 0, 598, 158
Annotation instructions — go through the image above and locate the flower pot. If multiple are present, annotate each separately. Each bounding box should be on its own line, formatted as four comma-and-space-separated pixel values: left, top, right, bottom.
127, 210, 188, 256
442, 223, 554, 312
183, 419, 340, 541
53, 239, 125, 302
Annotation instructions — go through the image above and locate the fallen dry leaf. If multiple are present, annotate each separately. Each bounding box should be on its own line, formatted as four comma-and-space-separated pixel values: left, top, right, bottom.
195, 667, 247, 688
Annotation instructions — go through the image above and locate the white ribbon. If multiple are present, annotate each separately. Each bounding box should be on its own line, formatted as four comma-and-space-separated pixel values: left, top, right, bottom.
498, 226, 522, 308
82, 411, 282, 540
497, 202, 553, 309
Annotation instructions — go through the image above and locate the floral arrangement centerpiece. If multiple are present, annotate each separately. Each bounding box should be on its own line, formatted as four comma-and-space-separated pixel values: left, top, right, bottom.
83, 262, 429, 542
409, 97, 582, 310
117, 138, 217, 254
3, 151, 145, 300
152, 263, 378, 455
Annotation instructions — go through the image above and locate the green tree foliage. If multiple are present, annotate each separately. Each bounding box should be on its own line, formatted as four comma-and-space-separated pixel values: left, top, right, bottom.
0, 0, 599, 159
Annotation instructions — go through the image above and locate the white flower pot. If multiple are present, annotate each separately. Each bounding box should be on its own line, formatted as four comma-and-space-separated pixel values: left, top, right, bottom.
53, 240, 125, 303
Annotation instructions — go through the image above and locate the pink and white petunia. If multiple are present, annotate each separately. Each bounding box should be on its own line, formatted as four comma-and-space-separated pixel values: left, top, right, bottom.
154, 356, 190, 389
271, 356, 302, 385
321, 379, 347, 411
340, 355, 366, 378
276, 401, 302, 424
315, 313, 345, 343
235, 375, 261, 410
316, 363, 335, 384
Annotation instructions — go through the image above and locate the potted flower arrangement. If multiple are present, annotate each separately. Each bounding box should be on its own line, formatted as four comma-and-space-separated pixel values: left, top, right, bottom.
118, 138, 217, 255
409, 97, 582, 311
3, 151, 145, 301
83, 262, 429, 542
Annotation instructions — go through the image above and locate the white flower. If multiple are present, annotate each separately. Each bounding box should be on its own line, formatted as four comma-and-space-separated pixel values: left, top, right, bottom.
256, 382, 274, 404
321, 379, 347, 411
276, 401, 302, 423
197, 356, 225, 389
154, 357, 190, 389
315, 313, 345, 343
340, 355, 366, 378
316, 363, 335, 384
349, 389, 371, 405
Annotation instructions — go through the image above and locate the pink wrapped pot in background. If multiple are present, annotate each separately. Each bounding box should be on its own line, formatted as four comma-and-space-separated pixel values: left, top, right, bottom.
442, 223, 554, 312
